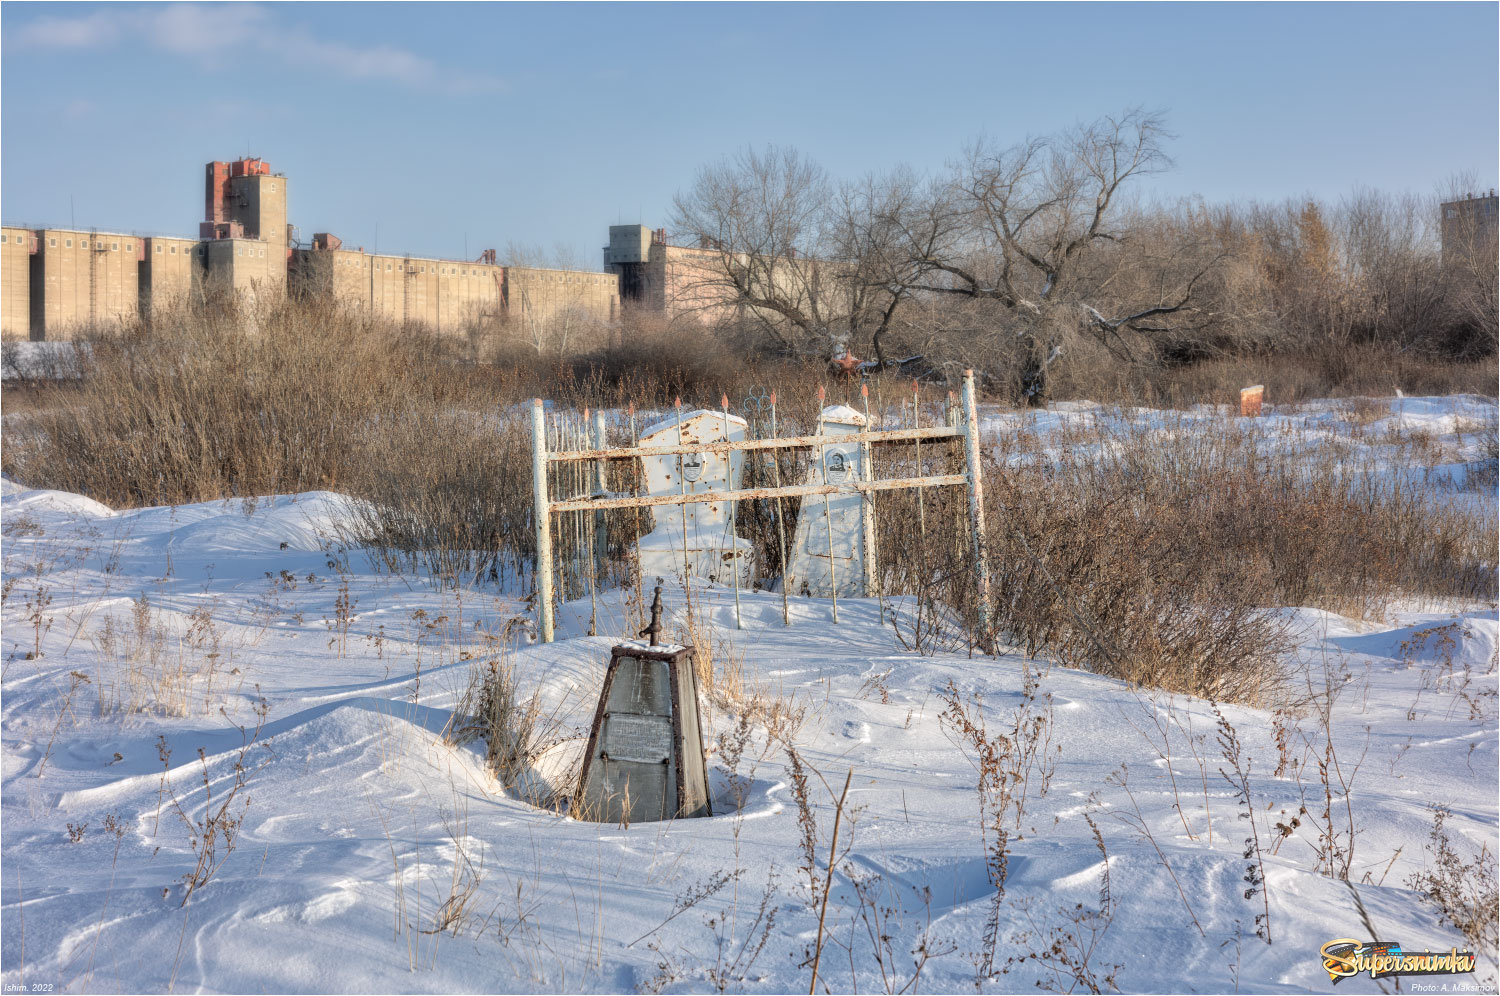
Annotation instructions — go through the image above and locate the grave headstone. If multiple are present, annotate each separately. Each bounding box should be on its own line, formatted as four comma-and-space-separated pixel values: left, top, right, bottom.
786, 404, 869, 598
572, 585, 712, 824
636, 410, 753, 585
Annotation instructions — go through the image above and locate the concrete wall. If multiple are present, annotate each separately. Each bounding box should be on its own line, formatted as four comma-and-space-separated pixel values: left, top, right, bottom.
291, 249, 507, 331
229, 173, 288, 286
505, 266, 618, 330
291, 250, 621, 334
140, 236, 202, 320
30, 229, 141, 339
204, 237, 283, 302
1441, 193, 1499, 263
2, 227, 33, 340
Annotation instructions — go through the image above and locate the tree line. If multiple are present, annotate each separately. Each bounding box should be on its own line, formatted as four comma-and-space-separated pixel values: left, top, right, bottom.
667, 109, 1497, 404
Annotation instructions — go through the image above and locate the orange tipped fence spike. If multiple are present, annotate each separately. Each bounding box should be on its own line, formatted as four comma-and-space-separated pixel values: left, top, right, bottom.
628, 401, 635, 416
818, 385, 826, 403
770, 390, 777, 406
722, 393, 729, 409
675, 396, 682, 408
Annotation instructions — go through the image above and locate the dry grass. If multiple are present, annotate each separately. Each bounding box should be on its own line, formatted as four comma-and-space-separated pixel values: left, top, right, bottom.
89, 595, 239, 717
5, 298, 1492, 707
869, 412, 1496, 704
1407, 805, 1499, 981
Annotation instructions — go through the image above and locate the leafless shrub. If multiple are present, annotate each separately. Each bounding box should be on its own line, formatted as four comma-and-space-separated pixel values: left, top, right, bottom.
1407, 805, 1498, 978
1214, 703, 1272, 944
940, 669, 1058, 976
447, 649, 564, 798
1001, 817, 1122, 994
156, 691, 271, 906
422, 801, 485, 937
37, 670, 90, 779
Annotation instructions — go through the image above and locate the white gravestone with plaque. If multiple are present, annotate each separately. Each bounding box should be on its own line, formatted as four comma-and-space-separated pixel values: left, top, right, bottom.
786, 404, 869, 598
636, 410, 754, 586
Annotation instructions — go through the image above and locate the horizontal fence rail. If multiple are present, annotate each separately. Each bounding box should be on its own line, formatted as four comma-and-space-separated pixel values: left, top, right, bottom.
548, 473, 968, 513
545, 424, 962, 464
529, 369, 991, 646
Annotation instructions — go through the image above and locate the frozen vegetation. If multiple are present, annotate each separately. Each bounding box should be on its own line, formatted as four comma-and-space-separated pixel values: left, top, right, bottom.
1, 395, 1495, 994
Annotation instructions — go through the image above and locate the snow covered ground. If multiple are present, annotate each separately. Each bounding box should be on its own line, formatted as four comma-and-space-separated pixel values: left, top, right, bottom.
1, 395, 1495, 994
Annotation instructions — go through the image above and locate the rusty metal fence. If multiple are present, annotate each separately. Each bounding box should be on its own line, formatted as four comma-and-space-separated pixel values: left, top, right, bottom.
530, 369, 992, 643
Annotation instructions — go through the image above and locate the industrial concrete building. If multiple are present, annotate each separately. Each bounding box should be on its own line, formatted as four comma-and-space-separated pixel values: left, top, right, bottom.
291, 241, 506, 330
140, 236, 202, 320
1441, 190, 1498, 264
605, 224, 739, 323
604, 223, 854, 329
4, 155, 627, 340
504, 264, 619, 328
27, 229, 142, 339
2, 227, 33, 339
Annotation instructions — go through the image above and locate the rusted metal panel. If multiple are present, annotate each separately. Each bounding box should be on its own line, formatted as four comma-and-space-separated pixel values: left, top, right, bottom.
549, 473, 966, 514
572, 643, 711, 824
546, 424, 962, 464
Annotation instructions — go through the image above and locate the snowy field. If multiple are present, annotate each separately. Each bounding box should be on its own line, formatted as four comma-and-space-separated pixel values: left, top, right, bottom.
1, 395, 1495, 994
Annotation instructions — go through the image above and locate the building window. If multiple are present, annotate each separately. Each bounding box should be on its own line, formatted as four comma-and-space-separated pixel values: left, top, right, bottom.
112, 242, 119, 251
270, 183, 276, 192
13, 235, 20, 244
125, 243, 133, 252
170, 246, 177, 254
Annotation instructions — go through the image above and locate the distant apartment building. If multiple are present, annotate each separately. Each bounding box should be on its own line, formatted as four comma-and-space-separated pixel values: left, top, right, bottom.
1441, 190, 1498, 264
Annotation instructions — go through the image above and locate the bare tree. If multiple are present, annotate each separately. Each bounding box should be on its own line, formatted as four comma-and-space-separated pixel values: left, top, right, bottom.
669, 145, 858, 356
826, 168, 964, 366
902, 109, 1224, 402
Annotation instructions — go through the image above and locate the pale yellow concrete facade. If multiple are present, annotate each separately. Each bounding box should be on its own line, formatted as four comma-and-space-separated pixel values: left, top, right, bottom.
204, 237, 284, 302
292, 249, 506, 330
2, 227, 33, 340
227, 172, 288, 288
291, 250, 621, 333
141, 236, 202, 320
505, 266, 619, 328
30, 229, 141, 338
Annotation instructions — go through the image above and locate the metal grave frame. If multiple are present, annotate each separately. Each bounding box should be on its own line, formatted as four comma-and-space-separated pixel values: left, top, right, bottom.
530, 369, 992, 643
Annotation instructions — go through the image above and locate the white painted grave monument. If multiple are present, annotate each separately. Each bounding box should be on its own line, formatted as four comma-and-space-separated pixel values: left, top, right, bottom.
786, 404, 871, 598
637, 410, 754, 586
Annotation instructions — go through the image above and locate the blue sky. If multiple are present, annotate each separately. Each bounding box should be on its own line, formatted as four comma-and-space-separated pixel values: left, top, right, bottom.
3, 2, 1496, 267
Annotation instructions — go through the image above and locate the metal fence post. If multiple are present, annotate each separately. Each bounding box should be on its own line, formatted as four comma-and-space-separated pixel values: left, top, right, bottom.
532, 399, 555, 644
960, 370, 993, 650
593, 408, 609, 580
859, 383, 878, 599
